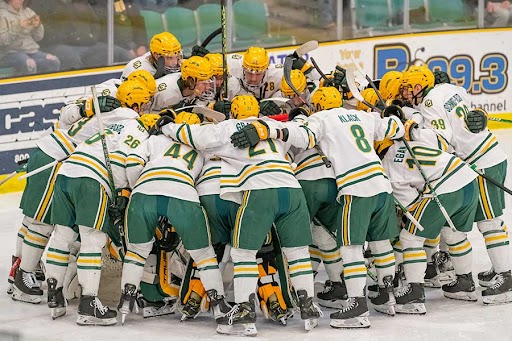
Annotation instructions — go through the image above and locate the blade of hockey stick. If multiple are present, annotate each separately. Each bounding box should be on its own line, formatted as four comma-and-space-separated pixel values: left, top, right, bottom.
350, 54, 386, 105
192, 106, 226, 123
346, 66, 382, 113
294, 40, 319, 58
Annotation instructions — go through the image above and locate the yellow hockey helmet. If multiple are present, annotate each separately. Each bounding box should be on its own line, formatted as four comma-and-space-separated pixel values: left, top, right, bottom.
401, 65, 434, 93
138, 113, 161, 131
204, 53, 224, 77
127, 70, 157, 96
116, 80, 152, 111
181, 56, 214, 82
281, 70, 307, 98
231, 95, 259, 119
311, 87, 343, 111
243, 46, 269, 73
150, 32, 182, 56
379, 70, 402, 101
357, 88, 380, 111
175, 112, 201, 125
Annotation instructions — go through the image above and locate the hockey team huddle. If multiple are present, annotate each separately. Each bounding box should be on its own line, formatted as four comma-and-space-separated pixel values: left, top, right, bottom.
6, 31, 511, 336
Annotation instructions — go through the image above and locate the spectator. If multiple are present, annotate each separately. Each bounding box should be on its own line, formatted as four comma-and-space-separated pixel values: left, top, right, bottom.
31, 0, 131, 71
319, 0, 336, 29
485, 0, 512, 27
0, 0, 60, 75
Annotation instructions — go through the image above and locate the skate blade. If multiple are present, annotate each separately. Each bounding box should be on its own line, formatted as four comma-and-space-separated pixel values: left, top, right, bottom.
483, 291, 512, 305
443, 291, 478, 302
439, 271, 455, 282
11, 289, 42, 304
76, 315, 117, 326
373, 304, 396, 316
143, 305, 176, 318
395, 303, 426, 315
216, 323, 257, 336
6, 283, 13, 295
317, 298, 347, 309
330, 315, 370, 329
424, 279, 442, 288
304, 318, 318, 331
51, 307, 67, 319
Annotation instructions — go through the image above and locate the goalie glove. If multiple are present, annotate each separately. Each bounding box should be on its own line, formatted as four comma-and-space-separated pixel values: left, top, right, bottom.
78, 95, 121, 118
109, 188, 131, 222
259, 100, 282, 117
465, 108, 488, 133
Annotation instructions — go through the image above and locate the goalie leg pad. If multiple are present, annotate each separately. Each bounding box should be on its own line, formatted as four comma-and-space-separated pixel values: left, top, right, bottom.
257, 261, 289, 324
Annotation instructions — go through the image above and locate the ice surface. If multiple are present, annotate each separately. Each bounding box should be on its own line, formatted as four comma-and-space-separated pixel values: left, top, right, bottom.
1, 130, 511, 341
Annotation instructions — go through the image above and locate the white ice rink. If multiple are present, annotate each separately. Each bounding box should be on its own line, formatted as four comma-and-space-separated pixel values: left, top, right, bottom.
0, 130, 511, 341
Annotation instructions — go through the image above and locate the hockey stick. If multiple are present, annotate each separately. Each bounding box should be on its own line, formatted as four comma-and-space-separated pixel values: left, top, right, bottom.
284, 56, 332, 168
192, 106, 226, 123
350, 54, 386, 107
221, 0, 228, 99
19, 160, 59, 180
1, 160, 28, 187
489, 116, 512, 124
346, 66, 381, 113
201, 27, 222, 48
394, 198, 425, 231
293, 40, 319, 58
471, 166, 512, 196
309, 57, 334, 87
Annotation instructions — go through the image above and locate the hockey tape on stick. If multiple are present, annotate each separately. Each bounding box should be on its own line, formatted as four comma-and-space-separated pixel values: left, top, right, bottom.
294, 40, 319, 58
221, 0, 228, 98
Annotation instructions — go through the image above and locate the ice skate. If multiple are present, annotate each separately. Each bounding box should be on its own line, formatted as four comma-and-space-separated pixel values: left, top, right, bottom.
330, 297, 370, 329
442, 273, 477, 301
369, 275, 396, 316
137, 296, 177, 318
317, 280, 348, 309
394, 283, 426, 315
117, 283, 138, 324
179, 291, 205, 321
297, 289, 322, 331
47, 278, 67, 319
424, 262, 442, 288
478, 268, 496, 287
433, 251, 455, 282
482, 271, 512, 305
7, 255, 20, 295
216, 293, 257, 336
11, 268, 43, 304
76, 295, 117, 326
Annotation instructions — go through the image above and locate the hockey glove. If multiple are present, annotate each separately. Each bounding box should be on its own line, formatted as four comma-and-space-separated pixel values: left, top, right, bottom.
382, 105, 405, 122
156, 217, 180, 252
79, 95, 121, 118
465, 108, 488, 133
260, 101, 282, 117
433, 70, 451, 85
211, 100, 231, 119
289, 55, 312, 74
231, 120, 271, 148
109, 188, 131, 222
403, 119, 419, 141
288, 107, 310, 121
332, 65, 349, 91
149, 113, 175, 136
191, 45, 210, 57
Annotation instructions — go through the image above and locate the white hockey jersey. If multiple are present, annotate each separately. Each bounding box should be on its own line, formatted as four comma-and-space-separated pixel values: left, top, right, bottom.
411, 83, 507, 169
37, 108, 139, 162
58, 115, 149, 198
121, 52, 156, 80
150, 73, 184, 113
125, 134, 203, 203
196, 156, 221, 197
282, 108, 404, 199
381, 140, 478, 208
161, 118, 300, 203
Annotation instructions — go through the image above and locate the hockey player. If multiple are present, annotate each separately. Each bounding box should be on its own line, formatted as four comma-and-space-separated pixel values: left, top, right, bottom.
117, 111, 230, 327
379, 70, 403, 102
231, 96, 405, 328
204, 53, 232, 117
45, 80, 153, 325
149, 56, 216, 112
276, 69, 313, 113
122, 32, 183, 80
400, 65, 512, 304
153, 94, 320, 336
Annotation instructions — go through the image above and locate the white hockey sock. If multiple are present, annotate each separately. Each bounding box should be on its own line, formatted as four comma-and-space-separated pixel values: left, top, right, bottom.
392, 239, 403, 271
424, 234, 440, 262
477, 218, 510, 273
369, 240, 395, 286
15, 218, 29, 258
122, 240, 153, 290
340, 245, 366, 297
400, 229, 426, 283
282, 246, 315, 297
309, 245, 322, 274
189, 246, 225, 296
231, 247, 258, 303
20, 217, 54, 272
440, 227, 472, 275
439, 233, 449, 252
46, 224, 79, 286
77, 226, 106, 296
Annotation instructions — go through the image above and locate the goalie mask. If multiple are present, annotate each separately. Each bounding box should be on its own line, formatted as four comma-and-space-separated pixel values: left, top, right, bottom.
311, 87, 342, 112
150, 32, 183, 74
231, 95, 259, 119
181, 56, 216, 102
242, 46, 269, 91
400, 65, 434, 106
116, 80, 153, 114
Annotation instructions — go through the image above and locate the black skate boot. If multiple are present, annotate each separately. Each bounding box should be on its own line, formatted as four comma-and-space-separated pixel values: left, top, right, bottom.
330, 296, 370, 328
35, 261, 45, 282
77, 295, 117, 326
216, 293, 257, 336
206, 289, 232, 320
317, 280, 348, 309
369, 275, 396, 316
482, 271, 512, 305
369, 267, 404, 297
394, 283, 426, 315
433, 251, 455, 281
118, 283, 138, 324
442, 273, 477, 301
297, 289, 321, 331
7, 255, 20, 295
137, 296, 177, 318
47, 278, 67, 319
478, 267, 496, 287
424, 262, 442, 288
180, 291, 204, 321
11, 268, 43, 304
